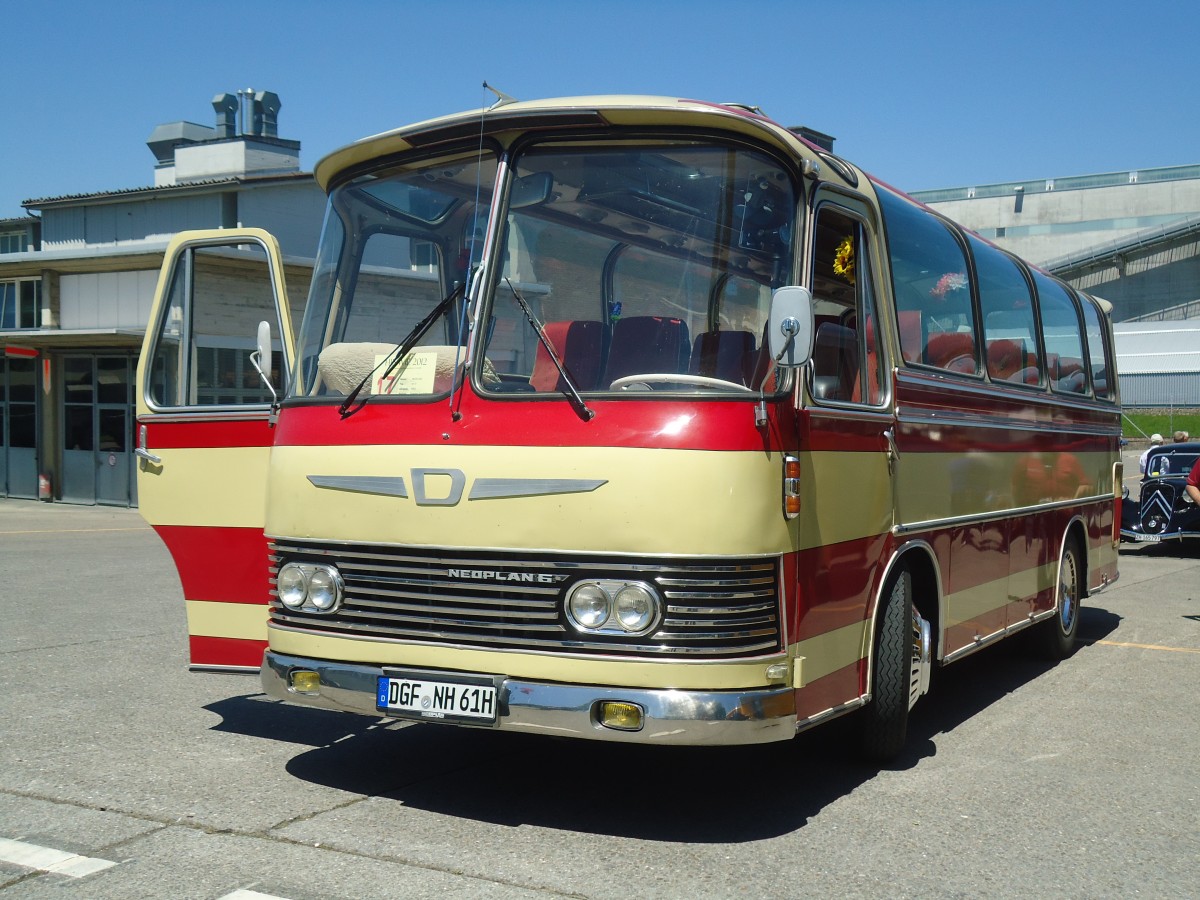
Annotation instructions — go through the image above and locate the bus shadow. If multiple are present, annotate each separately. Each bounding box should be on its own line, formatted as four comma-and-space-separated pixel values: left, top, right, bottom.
203, 607, 1120, 843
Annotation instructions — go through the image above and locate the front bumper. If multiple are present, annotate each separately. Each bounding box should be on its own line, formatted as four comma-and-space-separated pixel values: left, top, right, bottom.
261, 651, 797, 746
1120, 527, 1200, 543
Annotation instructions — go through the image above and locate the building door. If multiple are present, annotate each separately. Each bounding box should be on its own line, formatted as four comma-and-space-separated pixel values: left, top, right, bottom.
62, 354, 136, 506
1, 355, 38, 499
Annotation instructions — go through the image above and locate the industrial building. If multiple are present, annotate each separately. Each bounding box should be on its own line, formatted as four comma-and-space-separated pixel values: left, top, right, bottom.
0, 91, 322, 504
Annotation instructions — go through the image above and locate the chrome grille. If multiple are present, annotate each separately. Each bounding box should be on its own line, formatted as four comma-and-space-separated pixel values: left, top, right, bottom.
269, 539, 781, 658
1140, 484, 1176, 534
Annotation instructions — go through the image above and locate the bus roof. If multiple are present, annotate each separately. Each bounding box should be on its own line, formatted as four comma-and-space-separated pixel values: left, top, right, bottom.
313, 95, 858, 193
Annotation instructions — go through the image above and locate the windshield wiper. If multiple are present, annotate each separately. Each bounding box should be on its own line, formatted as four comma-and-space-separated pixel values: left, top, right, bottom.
505, 278, 594, 422
338, 284, 465, 419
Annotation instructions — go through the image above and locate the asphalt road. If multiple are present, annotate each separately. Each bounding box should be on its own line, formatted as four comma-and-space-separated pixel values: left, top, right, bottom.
1, 494, 1197, 899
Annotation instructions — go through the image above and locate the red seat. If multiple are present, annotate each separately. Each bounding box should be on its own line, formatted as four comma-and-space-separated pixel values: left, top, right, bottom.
925, 332, 977, 372
530, 320, 603, 392
986, 339, 1023, 381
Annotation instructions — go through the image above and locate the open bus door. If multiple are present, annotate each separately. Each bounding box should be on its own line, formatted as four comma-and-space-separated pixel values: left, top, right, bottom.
135, 229, 295, 671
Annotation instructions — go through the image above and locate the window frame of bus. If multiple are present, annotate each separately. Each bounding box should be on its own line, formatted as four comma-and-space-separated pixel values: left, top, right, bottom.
1075, 291, 1117, 402
475, 133, 802, 399
966, 233, 1047, 390
806, 198, 888, 408
1029, 269, 1092, 398
876, 187, 983, 378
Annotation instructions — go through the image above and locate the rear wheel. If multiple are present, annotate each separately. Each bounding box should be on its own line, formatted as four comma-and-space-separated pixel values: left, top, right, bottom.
859, 568, 932, 762
1033, 539, 1082, 659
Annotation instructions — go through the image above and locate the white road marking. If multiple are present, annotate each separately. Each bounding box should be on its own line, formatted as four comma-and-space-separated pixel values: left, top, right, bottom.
218, 890, 294, 900
0, 836, 117, 878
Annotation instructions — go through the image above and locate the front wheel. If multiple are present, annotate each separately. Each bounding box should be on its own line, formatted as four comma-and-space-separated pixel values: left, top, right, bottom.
858, 568, 932, 762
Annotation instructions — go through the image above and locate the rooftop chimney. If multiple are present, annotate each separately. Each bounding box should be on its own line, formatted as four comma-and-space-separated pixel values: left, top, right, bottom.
212, 92, 238, 139
148, 90, 299, 186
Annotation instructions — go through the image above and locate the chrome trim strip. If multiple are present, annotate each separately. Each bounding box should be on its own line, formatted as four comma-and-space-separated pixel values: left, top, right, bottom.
137, 409, 271, 423
267, 534, 782, 561
894, 493, 1114, 536
308, 475, 408, 497
261, 651, 797, 745
468, 478, 607, 500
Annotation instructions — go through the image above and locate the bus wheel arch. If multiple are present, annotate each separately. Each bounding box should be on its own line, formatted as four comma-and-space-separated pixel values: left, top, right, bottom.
858, 547, 937, 762
1033, 520, 1087, 660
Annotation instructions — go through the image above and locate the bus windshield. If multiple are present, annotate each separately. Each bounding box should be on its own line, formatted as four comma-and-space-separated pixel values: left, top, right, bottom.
482, 140, 796, 396
292, 147, 499, 400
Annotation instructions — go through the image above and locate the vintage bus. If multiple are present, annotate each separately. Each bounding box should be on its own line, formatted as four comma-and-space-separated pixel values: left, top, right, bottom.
135, 95, 1121, 759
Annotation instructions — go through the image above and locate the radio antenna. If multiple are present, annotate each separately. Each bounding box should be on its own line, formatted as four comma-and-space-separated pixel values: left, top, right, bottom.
482, 81, 516, 109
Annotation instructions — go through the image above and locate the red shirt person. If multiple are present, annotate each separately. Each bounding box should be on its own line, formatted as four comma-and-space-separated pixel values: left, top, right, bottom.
1186, 457, 1200, 505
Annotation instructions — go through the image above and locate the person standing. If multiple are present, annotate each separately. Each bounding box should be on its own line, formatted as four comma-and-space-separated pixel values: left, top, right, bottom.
1173, 430, 1190, 443
1186, 456, 1200, 505
1140, 433, 1164, 474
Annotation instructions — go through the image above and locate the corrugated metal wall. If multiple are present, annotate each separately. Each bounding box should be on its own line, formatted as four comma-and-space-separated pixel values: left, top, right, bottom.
1118, 372, 1200, 407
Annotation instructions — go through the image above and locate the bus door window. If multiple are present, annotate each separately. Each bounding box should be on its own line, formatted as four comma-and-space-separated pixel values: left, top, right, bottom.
148, 241, 285, 409
878, 189, 980, 376
968, 234, 1043, 387
809, 205, 884, 405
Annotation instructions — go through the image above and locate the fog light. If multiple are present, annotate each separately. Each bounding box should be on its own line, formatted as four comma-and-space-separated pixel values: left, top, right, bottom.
598, 700, 643, 732
290, 670, 321, 694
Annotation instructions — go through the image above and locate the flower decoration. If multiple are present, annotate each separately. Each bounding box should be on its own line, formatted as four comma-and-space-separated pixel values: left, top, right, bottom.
832, 235, 855, 285
930, 272, 966, 299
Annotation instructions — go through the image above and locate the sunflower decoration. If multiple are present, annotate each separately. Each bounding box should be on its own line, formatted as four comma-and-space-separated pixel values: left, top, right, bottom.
832, 235, 855, 285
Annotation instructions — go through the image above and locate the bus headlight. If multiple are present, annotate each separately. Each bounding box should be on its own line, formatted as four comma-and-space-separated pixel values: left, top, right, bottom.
568, 584, 610, 628
275, 562, 344, 614
277, 565, 309, 610
615, 584, 657, 632
566, 580, 661, 636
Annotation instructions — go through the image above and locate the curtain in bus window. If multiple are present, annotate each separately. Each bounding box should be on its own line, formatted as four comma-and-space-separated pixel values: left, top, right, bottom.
878, 189, 979, 374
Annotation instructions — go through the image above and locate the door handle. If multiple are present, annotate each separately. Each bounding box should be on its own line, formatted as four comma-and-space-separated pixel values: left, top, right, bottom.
883, 428, 897, 475
136, 425, 161, 465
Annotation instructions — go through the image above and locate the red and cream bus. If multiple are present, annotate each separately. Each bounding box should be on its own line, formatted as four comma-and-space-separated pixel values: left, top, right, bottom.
135, 95, 1121, 759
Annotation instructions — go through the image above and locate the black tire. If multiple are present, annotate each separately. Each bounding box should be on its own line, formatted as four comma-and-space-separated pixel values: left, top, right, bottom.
859, 568, 914, 762
1033, 539, 1083, 660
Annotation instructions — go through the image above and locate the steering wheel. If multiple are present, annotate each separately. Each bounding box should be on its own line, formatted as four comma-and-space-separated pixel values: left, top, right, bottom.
609, 373, 755, 392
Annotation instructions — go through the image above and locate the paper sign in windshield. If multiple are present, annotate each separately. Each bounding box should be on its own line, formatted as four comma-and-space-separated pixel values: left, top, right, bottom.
373, 350, 438, 395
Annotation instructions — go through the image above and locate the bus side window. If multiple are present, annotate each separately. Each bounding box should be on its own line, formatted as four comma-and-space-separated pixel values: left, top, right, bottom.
878, 188, 979, 376
968, 233, 1043, 387
1032, 271, 1089, 395
1079, 295, 1115, 400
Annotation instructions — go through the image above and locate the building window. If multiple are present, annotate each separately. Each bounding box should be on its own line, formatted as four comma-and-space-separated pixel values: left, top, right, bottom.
0, 279, 42, 329
0, 233, 24, 254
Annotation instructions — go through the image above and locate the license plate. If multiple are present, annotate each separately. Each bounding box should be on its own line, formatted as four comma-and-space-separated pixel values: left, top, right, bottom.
1134, 533, 1163, 543
376, 671, 499, 725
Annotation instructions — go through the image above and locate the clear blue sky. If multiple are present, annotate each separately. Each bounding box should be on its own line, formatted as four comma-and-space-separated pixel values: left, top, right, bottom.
4, 0, 1199, 218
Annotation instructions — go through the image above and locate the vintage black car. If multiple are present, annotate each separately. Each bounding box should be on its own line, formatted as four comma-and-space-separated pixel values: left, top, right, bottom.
1121, 441, 1200, 543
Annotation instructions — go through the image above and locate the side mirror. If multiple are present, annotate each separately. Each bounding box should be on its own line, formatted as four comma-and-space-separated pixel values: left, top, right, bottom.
768, 286, 814, 368
250, 319, 279, 409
